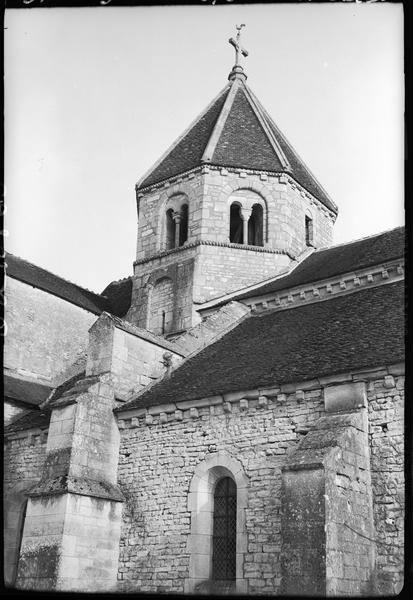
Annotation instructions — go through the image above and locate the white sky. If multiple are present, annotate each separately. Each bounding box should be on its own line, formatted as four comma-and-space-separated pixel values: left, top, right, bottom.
5, 3, 404, 293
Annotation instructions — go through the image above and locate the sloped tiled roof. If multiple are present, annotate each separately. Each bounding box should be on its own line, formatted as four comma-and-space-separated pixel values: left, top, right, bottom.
4, 373, 53, 407
117, 280, 404, 412
6, 252, 110, 314
137, 77, 337, 213
229, 226, 405, 302
5, 408, 51, 433
139, 90, 228, 189
101, 277, 133, 318
210, 88, 285, 171
6, 252, 132, 317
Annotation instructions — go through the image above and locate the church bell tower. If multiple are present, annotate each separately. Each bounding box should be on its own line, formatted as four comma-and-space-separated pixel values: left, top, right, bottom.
126, 26, 338, 336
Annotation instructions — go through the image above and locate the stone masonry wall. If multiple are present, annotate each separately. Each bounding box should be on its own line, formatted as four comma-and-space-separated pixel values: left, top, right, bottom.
131, 167, 335, 328
4, 277, 96, 386
367, 373, 404, 595
86, 314, 184, 401
136, 177, 205, 261
4, 430, 49, 586
117, 388, 325, 594
136, 168, 334, 262
129, 244, 289, 329
192, 244, 291, 303
116, 372, 404, 595
201, 169, 334, 255
128, 254, 195, 332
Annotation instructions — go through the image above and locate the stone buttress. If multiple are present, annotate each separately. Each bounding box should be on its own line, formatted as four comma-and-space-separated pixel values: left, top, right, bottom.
281, 382, 376, 595
15, 312, 184, 592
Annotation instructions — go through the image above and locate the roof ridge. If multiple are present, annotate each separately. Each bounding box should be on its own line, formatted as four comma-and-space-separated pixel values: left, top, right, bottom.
136, 83, 231, 190
5, 251, 104, 298
243, 83, 291, 170
249, 88, 337, 212
202, 79, 240, 162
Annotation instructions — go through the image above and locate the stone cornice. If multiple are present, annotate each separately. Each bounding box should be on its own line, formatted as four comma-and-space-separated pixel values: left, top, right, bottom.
115, 362, 404, 427
4, 425, 49, 443
135, 164, 337, 220
134, 239, 294, 267
27, 475, 125, 502
244, 259, 404, 315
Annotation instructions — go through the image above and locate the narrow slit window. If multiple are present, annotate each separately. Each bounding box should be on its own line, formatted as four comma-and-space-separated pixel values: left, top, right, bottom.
305, 215, 313, 246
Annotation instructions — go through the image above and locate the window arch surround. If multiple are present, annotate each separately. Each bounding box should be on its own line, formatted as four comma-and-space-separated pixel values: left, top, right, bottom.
185, 451, 248, 594
160, 192, 190, 251
227, 189, 268, 246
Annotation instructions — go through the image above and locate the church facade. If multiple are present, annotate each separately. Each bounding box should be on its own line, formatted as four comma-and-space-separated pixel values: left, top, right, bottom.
4, 33, 404, 596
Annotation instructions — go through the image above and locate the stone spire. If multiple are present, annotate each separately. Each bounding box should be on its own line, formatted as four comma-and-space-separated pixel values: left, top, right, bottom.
228, 24, 248, 81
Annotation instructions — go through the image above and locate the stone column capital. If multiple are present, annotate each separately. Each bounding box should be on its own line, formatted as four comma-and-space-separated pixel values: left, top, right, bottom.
240, 207, 252, 221
172, 210, 182, 223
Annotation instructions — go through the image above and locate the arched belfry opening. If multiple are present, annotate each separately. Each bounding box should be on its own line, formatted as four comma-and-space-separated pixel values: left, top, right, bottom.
179, 204, 189, 247
165, 209, 175, 250
248, 204, 263, 246
163, 194, 189, 251
228, 190, 266, 247
229, 203, 244, 244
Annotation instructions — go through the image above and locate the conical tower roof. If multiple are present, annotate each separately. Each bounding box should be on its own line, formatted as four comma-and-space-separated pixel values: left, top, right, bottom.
137, 64, 337, 215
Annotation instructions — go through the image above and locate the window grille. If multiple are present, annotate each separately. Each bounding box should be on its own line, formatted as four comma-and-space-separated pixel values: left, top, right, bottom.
212, 477, 237, 585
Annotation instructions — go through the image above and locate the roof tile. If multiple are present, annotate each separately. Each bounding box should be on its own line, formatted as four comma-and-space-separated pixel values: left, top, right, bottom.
137, 79, 336, 213
230, 226, 405, 303
118, 280, 404, 412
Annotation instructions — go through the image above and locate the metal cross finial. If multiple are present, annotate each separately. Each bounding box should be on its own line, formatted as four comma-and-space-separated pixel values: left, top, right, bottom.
229, 24, 249, 67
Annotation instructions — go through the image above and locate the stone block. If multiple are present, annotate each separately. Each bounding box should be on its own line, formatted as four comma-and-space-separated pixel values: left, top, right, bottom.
384, 375, 395, 389
240, 399, 248, 411
258, 396, 268, 409
295, 389, 305, 402
190, 407, 199, 419
324, 382, 367, 413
